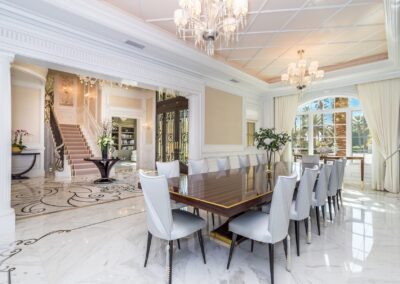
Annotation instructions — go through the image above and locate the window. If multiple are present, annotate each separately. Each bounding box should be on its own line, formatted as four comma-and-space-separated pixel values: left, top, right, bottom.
352, 111, 371, 154
292, 114, 309, 154
293, 97, 371, 157
247, 121, 256, 147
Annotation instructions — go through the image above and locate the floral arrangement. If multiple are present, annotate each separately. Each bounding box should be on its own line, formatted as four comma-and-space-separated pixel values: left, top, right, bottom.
254, 128, 291, 169
97, 121, 114, 158
12, 129, 30, 150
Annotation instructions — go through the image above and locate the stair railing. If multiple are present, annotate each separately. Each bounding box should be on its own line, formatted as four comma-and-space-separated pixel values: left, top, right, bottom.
49, 107, 65, 171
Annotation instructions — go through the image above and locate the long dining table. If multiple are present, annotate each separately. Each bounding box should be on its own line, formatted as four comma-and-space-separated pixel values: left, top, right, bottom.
167, 162, 303, 245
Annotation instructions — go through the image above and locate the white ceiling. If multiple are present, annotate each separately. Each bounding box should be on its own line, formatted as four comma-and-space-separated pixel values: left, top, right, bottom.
103, 0, 387, 82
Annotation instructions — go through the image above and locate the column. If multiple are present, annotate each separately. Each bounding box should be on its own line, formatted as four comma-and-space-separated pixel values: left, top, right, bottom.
0, 52, 15, 247
188, 92, 203, 159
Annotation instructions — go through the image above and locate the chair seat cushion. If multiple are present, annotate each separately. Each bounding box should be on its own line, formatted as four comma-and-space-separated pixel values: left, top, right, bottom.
229, 210, 272, 243
171, 209, 206, 240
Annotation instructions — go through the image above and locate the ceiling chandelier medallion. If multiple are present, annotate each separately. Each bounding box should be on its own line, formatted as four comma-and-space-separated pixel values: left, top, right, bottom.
173, 0, 249, 56
281, 49, 324, 93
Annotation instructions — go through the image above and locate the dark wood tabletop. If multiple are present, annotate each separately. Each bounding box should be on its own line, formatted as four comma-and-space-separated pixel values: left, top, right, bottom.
168, 162, 302, 218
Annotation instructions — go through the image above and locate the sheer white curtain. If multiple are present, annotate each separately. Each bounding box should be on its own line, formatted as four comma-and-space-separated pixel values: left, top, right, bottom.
274, 94, 299, 162
357, 78, 400, 193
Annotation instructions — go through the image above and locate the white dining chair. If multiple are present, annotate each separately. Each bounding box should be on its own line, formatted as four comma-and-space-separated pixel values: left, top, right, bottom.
217, 157, 230, 171
188, 158, 214, 226
238, 155, 250, 168
156, 160, 185, 210
312, 163, 332, 235
256, 153, 267, 165
188, 159, 209, 175
290, 167, 318, 256
301, 154, 320, 165
139, 170, 207, 284
156, 160, 180, 178
327, 160, 341, 221
249, 154, 259, 166
226, 173, 298, 284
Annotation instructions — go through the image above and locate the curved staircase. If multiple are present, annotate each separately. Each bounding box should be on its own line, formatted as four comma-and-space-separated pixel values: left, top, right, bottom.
59, 124, 98, 176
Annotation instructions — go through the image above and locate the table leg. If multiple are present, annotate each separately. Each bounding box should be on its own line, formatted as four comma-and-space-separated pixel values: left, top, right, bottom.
12, 154, 37, 180
361, 158, 364, 182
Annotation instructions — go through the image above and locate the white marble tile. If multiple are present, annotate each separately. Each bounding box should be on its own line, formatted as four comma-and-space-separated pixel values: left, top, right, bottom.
1, 183, 400, 284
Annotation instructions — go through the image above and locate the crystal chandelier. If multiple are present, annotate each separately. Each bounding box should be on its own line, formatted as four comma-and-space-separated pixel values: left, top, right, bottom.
281, 50, 324, 91
173, 0, 249, 56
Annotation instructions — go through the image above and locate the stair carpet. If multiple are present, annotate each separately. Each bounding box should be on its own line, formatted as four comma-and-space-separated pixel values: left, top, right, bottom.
59, 124, 98, 176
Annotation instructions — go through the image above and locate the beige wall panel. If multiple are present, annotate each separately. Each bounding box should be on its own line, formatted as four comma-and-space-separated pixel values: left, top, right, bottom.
205, 87, 242, 145
11, 85, 41, 145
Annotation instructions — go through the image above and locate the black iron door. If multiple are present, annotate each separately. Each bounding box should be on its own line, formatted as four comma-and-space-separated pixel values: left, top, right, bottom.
156, 92, 189, 167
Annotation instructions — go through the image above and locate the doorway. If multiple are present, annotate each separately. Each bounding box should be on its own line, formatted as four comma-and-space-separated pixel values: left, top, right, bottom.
155, 91, 189, 170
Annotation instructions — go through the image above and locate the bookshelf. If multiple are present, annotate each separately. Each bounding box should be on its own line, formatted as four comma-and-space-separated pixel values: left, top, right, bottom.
111, 118, 137, 160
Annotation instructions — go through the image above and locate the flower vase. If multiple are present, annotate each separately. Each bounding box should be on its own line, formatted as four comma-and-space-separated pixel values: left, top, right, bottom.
101, 146, 108, 160
266, 150, 273, 173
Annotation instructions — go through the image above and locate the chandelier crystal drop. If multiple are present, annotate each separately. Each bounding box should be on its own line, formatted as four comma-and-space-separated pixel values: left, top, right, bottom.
173, 0, 249, 56
281, 50, 324, 91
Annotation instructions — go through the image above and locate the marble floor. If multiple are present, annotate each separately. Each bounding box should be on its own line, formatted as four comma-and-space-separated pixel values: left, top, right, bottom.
11, 171, 139, 219
1, 180, 400, 284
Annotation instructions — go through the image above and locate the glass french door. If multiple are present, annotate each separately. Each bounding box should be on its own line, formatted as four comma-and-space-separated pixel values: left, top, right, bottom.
155, 91, 189, 167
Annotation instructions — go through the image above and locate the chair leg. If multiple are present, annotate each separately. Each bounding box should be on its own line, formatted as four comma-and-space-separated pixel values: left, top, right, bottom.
335, 194, 340, 211
283, 237, 287, 258
333, 196, 337, 214
315, 207, 321, 236
268, 243, 274, 284
197, 230, 206, 264
322, 205, 326, 223
193, 208, 200, 216
339, 189, 343, 206
211, 213, 215, 228
294, 221, 300, 256
328, 197, 333, 221
251, 240, 254, 252
227, 233, 237, 269
144, 231, 152, 267
177, 239, 181, 250
168, 240, 173, 284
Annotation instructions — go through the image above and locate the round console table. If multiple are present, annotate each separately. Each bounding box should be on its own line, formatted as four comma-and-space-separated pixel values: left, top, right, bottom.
12, 152, 40, 180
84, 157, 119, 184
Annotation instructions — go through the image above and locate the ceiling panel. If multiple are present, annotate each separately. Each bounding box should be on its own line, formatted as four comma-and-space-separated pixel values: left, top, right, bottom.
285, 8, 340, 29
236, 33, 274, 48
247, 11, 296, 32
266, 31, 310, 47
306, 0, 349, 7
323, 3, 382, 27
262, 0, 307, 10
331, 26, 383, 43
228, 48, 260, 60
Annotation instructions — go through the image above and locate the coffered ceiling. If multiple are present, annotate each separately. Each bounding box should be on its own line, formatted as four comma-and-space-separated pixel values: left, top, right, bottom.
103, 0, 387, 82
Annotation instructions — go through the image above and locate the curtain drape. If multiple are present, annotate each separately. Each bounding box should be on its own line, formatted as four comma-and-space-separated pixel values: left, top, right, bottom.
274, 94, 299, 162
357, 78, 400, 193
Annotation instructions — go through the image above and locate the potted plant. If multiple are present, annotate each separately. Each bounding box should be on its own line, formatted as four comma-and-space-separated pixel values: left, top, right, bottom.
97, 121, 114, 160
12, 129, 30, 153
254, 128, 291, 171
